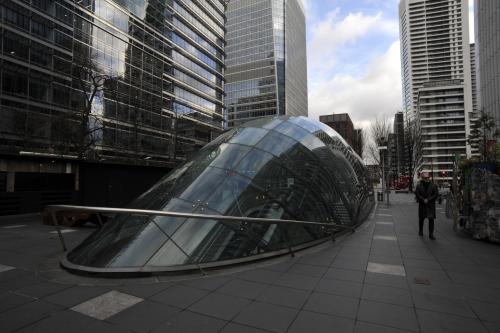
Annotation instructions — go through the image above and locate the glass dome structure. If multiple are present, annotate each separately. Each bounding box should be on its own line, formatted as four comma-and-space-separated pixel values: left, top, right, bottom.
63, 116, 374, 274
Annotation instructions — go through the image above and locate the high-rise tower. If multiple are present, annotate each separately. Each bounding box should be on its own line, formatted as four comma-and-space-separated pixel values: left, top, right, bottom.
224, 0, 308, 128
475, 0, 500, 125
399, 0, 473, 183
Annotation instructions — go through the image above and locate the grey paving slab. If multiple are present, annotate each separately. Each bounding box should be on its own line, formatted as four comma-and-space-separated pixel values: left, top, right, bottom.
364, 271, 409, 289
405, 268, 451, 284
114, 282, 172, 298
296, 254, 334, 267
71, 290, 143, 320
180, 275, 231, 291
256, 284, 309, 309
368, 255, 404, 266
324, 267, 365, 283
189, 292, 251, 320
218, 278, 267, 300
0, 291, 34, 313
331, 258, 368, 271
43, 286, 109, 307
150, 284, 208, 309
232, 301, 298, 333
15, 310, 125, 333
303, 291, 358, 319
14, 281, 71, 299
237, 268, 283, 284
416, 309, 488, 333
361, 284, 413, 307
0, 272, 40, 292
484, 321, 500, 333
107, 300, 178, 333
273, 272, 319, 291
220, 322, 272, 333
367, 262, 406, 277
150, 310, 227, 333
288, 263, 328, 277
412, 290, 476, 318
287, 310, 355, 333
0, 300, 63, 332
263, 261, 295, 273
315, 277, 363, 298
354, 321, 415, 333
468, 299, 500, 323
404, 258, 444, 271
357, 299, 419, 332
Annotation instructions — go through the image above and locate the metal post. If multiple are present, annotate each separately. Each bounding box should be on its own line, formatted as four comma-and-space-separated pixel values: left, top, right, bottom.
382, 152, 385, 203
50, 211, 67, 251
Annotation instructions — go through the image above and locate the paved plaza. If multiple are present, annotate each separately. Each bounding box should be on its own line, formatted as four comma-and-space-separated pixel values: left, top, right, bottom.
1, 193, 500, 332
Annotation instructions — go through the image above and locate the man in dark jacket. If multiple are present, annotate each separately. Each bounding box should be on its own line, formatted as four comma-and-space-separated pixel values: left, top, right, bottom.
415, 172, 438, 239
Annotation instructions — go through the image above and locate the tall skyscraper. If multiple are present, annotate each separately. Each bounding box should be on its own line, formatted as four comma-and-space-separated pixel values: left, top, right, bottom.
0, 0, 225, 213
475, 0, 500, 125
224, 0, 308, 128
399, 0, 473, 182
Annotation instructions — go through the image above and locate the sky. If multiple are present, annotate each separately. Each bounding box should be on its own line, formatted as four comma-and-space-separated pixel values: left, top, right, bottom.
304, 0, 475, 131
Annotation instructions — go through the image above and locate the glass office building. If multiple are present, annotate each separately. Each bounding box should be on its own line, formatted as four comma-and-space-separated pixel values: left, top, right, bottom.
63, 116, 374, 274
0, 0, 225, 165
224, 0, 308, 128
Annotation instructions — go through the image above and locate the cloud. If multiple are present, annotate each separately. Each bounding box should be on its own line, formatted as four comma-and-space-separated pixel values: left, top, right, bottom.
308, 9, 398, 77
308, 41, 402, 130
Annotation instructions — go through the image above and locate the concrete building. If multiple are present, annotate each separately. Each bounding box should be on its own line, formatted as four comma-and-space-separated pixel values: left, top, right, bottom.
353, 128, 364, 158
417, 81, 469, 182
475, 0, 500, 125
399, 0, 474, 182
0, 0, 226, 214
224, 0, 308, 127
319, 113, 355, 148
393, 112, 405, 177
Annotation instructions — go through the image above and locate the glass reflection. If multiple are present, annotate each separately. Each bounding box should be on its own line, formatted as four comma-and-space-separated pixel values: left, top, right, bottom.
65, 116, 374, 272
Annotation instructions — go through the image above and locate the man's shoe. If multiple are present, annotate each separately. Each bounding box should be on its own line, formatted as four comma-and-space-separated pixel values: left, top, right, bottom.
429, 235, 436, 240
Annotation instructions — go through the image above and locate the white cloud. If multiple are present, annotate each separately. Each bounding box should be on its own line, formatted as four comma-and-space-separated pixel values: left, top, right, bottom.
308, 9, 398, 77
308, 41, 402, 130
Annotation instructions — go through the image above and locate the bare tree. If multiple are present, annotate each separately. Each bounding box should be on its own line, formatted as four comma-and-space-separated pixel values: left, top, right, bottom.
365, 116, 392, 165
73, 53, 117, 160
468, 110, 500, 161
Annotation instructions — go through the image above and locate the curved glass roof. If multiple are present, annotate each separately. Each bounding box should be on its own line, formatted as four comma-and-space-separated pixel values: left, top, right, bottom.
65, 116, 374, 272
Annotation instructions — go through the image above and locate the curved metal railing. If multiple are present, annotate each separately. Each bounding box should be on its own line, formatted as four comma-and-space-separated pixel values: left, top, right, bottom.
46, 204, 355, 275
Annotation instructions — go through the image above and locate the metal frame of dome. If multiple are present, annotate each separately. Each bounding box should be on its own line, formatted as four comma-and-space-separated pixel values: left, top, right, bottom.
58, 116, 375, 275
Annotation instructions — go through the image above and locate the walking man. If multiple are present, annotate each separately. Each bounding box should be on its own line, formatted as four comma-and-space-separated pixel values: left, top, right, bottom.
415, 172, 438, 240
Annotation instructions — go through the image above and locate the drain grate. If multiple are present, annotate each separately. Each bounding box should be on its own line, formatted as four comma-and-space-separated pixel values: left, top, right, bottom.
414, 277, 431, 285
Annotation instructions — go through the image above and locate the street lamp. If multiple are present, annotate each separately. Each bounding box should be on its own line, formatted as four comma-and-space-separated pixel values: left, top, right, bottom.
379, 145, 390, 205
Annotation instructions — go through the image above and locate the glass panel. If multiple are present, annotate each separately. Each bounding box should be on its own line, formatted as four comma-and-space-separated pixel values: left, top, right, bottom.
256, 131, 296, 157
229, 127, 269, 146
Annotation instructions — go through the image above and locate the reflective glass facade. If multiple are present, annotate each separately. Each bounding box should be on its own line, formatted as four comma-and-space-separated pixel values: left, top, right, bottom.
225, 0, 307, 128
0, 0, 225, 165
65, 116, 374, 273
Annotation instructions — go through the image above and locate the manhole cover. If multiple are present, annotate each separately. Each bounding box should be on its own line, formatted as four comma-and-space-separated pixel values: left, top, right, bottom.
414, 277, 431, 285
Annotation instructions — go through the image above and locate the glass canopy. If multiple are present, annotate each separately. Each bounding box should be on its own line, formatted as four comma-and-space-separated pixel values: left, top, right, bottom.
64, 116, 374, 273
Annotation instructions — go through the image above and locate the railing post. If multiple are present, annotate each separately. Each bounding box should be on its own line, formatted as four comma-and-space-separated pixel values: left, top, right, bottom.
279, 224, 295, 257
50, 210, 67, 251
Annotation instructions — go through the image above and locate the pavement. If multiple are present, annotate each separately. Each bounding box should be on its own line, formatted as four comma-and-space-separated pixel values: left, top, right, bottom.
1, 193, 500, 333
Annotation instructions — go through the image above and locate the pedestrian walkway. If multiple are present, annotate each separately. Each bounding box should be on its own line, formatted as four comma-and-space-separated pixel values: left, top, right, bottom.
0, 193, 500, 332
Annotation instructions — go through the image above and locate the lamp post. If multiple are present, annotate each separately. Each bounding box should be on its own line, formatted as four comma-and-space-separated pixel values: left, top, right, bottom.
379, 145, 389, 205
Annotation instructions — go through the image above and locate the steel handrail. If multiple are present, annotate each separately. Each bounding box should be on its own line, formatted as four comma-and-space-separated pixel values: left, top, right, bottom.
46, 204, 355, 274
